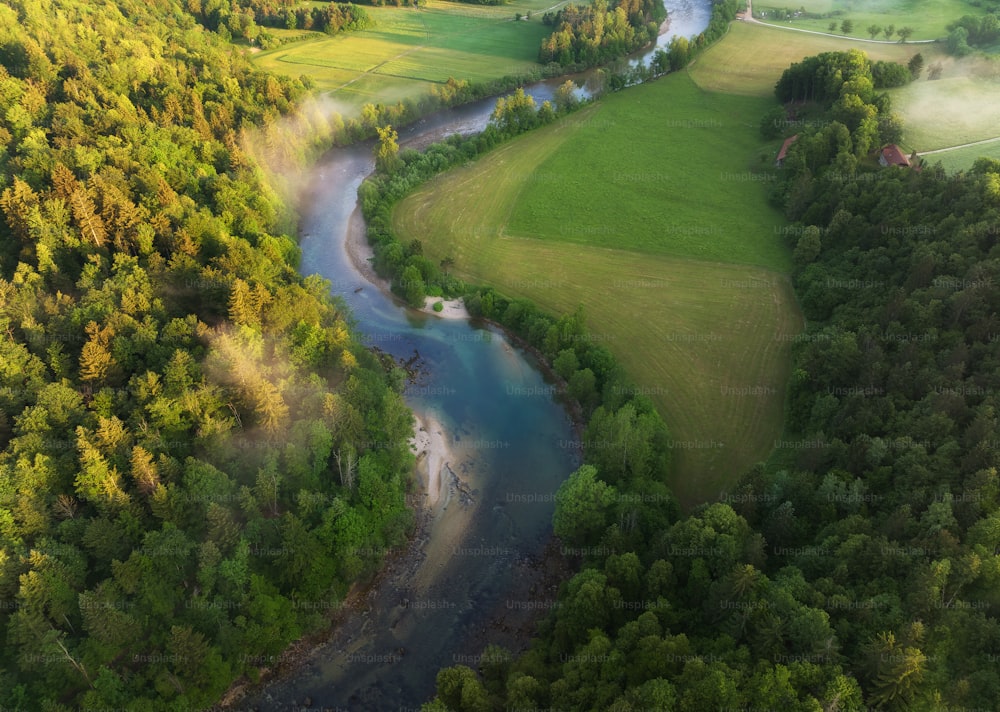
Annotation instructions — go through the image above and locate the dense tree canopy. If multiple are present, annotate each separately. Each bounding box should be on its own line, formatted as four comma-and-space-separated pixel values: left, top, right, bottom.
188, 0, 373, 45
538, 0, 666, 67
0, 0, 414, 707
769, 51, 910, 168
945, 13, 1000, 54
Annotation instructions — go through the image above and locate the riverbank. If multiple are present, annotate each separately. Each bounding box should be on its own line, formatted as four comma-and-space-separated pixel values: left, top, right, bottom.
346, 186, 583, 445
225, 411, 504, 709
217, 410, 467, 710
216, 380, 462, 708
422, 296, 470, 320
346, 206, 390, 292
410, 410, 452, 509
346, 205, 472, 321
215, 495, 435, 710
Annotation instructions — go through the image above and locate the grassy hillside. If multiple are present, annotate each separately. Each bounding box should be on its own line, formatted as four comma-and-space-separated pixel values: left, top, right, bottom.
393, 72, 804, 508
253, 1, 554, 109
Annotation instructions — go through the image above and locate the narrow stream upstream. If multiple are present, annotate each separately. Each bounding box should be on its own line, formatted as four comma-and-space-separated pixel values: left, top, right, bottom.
242, 1, 712, 708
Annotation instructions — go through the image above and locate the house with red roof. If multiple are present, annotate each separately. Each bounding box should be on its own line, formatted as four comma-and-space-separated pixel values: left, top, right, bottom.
879, 144, 911, 168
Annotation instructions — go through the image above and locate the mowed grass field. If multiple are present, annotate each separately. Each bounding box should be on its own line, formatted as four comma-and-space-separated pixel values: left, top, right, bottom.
754, 0, 984, 39
922, 139, 1000, 171
392, 73, 804, 508
253, 1, 555, 109
506, 93, 791, 269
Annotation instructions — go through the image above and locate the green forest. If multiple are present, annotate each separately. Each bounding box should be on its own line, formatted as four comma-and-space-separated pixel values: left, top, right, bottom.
4, 0, 1000, 706
193, 0, 373, 44
0, 0, 417, 708
538, 0, 666, 66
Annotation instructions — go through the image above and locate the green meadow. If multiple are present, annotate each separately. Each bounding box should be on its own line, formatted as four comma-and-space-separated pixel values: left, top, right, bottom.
888, 74, 1000, 152
253, 1, 555, 109
921, 139, 1000, 171
505, 90, 790, 270
753, 0, 985, 39
393, 72, 804, 507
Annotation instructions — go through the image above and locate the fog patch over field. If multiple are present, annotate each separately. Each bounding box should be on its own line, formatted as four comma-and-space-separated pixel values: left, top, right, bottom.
920, 53, 1000, 81
893, 56, 1000, 152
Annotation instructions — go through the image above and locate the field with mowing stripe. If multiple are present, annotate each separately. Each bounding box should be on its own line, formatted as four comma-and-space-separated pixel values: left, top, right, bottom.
689, 21, 946, 96
505, 88, 788, 269
253, 1, 553, 109
753, 0, 985, 40
392, 73, 803, 507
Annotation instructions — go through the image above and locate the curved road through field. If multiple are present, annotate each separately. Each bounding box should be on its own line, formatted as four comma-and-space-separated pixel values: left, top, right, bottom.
741, 0, 937, 43
918, 136, 1000, 155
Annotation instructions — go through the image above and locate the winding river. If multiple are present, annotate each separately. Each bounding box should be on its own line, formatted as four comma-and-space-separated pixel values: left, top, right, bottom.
242, 1, 712, 708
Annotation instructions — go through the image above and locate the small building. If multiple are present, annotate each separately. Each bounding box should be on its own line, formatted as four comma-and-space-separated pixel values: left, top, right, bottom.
775, 134, 799, 167
879, 144, 911, 168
